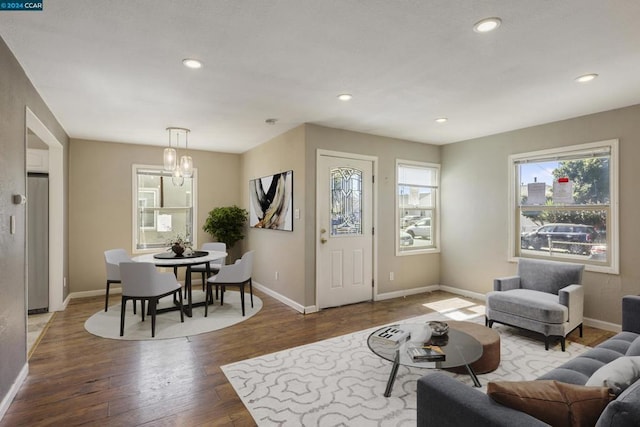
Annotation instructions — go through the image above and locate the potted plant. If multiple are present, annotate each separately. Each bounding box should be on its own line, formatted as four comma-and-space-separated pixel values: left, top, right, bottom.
202, 205, 249, 249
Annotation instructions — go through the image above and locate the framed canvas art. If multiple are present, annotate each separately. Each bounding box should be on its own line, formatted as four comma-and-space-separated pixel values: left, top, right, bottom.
249, 170, 293, 231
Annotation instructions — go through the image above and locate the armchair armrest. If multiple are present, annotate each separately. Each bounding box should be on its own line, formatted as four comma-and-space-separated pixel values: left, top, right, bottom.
622, 295, 640, 333
558, 284, 583, 325
494, 276, 521, 291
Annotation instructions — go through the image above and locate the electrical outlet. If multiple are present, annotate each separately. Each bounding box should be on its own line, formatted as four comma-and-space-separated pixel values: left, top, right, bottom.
275, 271, 279, 280
389, 272, 394, 281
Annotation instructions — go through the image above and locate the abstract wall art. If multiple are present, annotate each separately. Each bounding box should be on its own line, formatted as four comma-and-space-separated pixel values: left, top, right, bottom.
249, 170, 293, 231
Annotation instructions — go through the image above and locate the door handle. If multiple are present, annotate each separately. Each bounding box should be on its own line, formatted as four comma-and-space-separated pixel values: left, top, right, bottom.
320, 238, 327, 244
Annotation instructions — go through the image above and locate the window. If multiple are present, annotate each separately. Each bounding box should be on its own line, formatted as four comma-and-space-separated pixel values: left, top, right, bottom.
132, 165, 197, 252
396, 160, 440, 254
509, 140, 618, 273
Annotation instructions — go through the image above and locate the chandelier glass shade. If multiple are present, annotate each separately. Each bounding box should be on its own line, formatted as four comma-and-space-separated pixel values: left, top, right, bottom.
172, 166, 184, 186
180, 154, 193, 178
164, 127, 192, 185
163, 147, 176, 171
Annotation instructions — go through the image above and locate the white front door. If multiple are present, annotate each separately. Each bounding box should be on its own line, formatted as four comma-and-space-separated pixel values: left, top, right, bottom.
316, 153, 374, 309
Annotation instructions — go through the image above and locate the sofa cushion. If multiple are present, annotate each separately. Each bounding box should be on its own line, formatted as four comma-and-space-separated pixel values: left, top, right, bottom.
625, 336, 640, 356
487, 289, 568, 323
596, 378, 640, 427
597, 332, 638, 355
487, 380, 612, 427
538, 355, 608, 385
585, 356, 640, 395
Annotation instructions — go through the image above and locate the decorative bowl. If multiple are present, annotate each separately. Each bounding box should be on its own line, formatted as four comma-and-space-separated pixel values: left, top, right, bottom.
409, 324, 432, 344
428, 321, 449, 337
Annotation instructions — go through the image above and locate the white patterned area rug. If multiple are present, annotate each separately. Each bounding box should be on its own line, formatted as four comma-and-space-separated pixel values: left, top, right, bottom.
222, 312, 590, 426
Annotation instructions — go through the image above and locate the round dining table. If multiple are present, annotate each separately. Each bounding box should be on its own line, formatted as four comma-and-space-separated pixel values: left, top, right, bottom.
132, 250, 227, 317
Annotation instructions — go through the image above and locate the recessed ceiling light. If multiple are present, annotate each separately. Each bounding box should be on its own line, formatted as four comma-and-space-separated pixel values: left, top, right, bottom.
575, 73, 598, 83
473, 17, 502, 33
337, 93, 353, 101
435, 117, 448, 123
182, 58, 203, 69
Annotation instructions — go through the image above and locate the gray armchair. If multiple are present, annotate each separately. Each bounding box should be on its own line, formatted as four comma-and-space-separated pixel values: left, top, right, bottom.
486, 258, 584, 351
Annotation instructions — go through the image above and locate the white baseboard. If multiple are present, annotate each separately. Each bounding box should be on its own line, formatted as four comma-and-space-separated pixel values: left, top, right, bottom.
375, 285, 440, 301
69, 288, 118, 299
0, 363, 28, 422
66, 282, 625, 332
584, 317, 621, 333
252, 281, 309, 314
438, 285, 487, 302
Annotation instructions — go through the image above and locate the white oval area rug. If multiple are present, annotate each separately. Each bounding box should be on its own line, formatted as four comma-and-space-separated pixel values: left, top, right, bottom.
84, 289, 262, 340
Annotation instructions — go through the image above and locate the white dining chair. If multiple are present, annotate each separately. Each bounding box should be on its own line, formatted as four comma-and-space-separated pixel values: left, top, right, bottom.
104, 248, 133, 312
189, 242, 227, 293
205, 250, 254, 317
119, 262, 184, 337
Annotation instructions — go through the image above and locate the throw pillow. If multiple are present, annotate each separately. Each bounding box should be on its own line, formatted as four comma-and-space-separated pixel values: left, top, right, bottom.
585, 356, 640, 395
487, 380, 613, 427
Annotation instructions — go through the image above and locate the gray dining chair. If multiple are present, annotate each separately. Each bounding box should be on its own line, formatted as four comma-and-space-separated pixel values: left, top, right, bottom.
189, 242, 227, 294
104, 248, 133, 312
119, 262, 184, 337
205, 250, 254, 317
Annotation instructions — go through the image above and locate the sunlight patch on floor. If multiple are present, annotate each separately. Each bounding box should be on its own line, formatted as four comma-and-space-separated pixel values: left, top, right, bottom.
423, 297, 486, 321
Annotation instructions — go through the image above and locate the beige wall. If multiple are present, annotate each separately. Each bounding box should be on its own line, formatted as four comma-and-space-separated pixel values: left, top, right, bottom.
0, 37, 69, 409
69, 139, 241, 292
441, 104, 640, 325
305, 124, 442, 298
239, 124, 442, 309
241, 126, 307, 304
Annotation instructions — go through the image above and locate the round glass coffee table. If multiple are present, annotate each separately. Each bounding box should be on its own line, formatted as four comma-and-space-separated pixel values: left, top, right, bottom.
367, 323, 483, 396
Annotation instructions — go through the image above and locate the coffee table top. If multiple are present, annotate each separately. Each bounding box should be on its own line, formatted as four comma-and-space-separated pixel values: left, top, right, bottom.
367, 323, 483, 369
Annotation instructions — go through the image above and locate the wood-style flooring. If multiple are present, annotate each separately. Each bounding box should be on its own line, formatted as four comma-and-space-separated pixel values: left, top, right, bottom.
2, 290, 614, 426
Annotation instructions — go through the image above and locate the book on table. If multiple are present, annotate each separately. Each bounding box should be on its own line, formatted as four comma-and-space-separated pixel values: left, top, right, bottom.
407, 345, 446, 362
371, 326, 410, 345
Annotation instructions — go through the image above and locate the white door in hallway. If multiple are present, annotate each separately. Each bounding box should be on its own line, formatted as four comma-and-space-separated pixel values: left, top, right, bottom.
316, 153, 373, 309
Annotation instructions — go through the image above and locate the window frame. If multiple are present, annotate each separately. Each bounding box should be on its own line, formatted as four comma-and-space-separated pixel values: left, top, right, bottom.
395, 159, 441, 256
508, 139, 619, 274
131, 164, 198, 254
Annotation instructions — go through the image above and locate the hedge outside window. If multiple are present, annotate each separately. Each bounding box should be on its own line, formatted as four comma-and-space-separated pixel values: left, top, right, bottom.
396, 160, 440, 255
132, 165, 197, 252
509, 140, 618, 274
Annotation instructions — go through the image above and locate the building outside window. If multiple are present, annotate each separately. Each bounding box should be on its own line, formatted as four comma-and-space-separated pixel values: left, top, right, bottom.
396, 160, 440, 255
510, 139, 618, 273
132, 165, 197, 251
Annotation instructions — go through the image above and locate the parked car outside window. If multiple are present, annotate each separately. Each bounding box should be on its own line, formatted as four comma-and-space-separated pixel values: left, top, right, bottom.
401, 215, 423, 228
405, 218, 431, 239
520, 223, 601, 255
400, 231, 414, 246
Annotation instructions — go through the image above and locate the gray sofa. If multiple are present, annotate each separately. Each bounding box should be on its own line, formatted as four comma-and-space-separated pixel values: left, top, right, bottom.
417, 295, 640, 426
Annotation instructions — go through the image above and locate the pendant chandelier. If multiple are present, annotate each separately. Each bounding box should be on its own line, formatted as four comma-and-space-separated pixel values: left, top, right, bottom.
163, 127, 193, 186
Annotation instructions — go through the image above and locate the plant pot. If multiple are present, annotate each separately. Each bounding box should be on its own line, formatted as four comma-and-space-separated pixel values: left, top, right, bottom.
171, 244, 185, 256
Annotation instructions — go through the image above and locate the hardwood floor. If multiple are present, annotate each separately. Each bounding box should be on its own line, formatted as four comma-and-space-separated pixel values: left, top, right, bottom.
2, 290, 614, 426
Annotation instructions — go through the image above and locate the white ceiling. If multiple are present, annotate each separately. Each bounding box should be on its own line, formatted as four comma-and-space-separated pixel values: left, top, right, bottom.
2, 1, 640, 153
